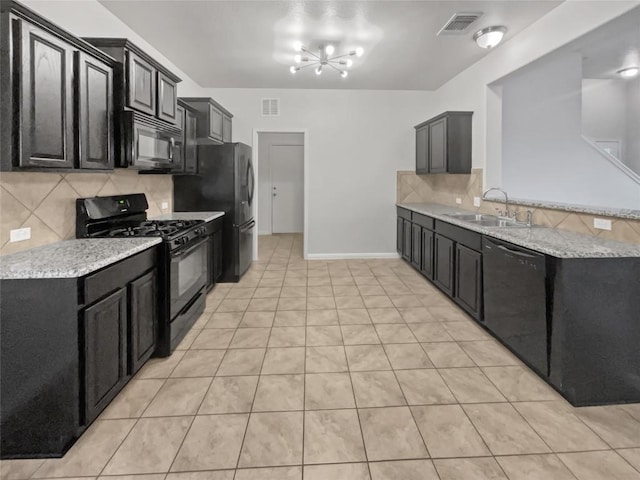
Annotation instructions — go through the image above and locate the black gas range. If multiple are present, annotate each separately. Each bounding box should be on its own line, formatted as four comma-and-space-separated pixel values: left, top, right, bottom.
76, 193, 208, 356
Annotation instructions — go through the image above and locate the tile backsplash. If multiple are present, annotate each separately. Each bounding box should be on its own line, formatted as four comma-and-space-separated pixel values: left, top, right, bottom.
397, 169, 640, 244
1, 170, 172, 255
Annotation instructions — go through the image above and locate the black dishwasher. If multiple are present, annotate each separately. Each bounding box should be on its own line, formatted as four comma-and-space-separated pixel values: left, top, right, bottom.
482, 237, 549, 376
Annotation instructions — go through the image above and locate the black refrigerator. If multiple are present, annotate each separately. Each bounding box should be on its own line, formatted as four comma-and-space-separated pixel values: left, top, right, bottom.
173, 143, 255, 282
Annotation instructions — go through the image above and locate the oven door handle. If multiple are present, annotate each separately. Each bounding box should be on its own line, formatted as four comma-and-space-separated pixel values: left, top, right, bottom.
171, 237, 208, 259
239, 220, 256, 233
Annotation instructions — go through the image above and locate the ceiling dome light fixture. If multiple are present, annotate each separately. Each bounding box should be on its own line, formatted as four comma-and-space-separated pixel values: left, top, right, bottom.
473, 26, 507, 49
618, 66, 639, 78
289, 42, 363, 78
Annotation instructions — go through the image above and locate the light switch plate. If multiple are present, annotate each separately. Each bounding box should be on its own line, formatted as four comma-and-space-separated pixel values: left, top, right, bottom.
593, 218, 612, 231
10, 227, 31, 242
161, 201, 169, 211
455, 197, 462, 205
473, 197, 481, 207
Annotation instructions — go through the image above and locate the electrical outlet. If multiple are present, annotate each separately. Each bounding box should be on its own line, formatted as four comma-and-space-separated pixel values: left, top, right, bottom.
593, 218, 612, 231
455, 197, 462, 205
10, 227, 31, 242
161, 201, 169, 211
474, 197, 481, 207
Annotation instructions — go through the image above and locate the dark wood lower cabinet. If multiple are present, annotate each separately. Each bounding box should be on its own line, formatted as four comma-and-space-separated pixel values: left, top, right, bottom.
411, 224, 422, 268
454, 244, 482, 320
83, 288, 128, 424
433, 233, 455, 296
421, 228, 434, 279
396, 217, 403, 255
129, 269, 157, 374
402, 219, 411, 261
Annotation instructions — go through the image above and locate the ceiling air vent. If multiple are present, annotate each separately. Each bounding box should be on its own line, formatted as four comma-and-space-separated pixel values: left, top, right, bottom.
261, 98, 280, 117
437, 12, 483, 36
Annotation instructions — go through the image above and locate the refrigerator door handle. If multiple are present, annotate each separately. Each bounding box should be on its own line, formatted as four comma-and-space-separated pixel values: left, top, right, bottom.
247, 159, 255, 206
239, 220, 256, 233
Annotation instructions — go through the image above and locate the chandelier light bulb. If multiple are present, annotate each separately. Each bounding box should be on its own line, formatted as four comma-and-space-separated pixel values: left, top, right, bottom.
355, 47, 364, 57
618, 67, 639, 78
289, 66, 299, 74
325, 44, 335, 55
294, 54, 301, 64
345, 59, 353, 68
315, 65, 323, 75
293, 41, 303, 52
341, 70, 348, 78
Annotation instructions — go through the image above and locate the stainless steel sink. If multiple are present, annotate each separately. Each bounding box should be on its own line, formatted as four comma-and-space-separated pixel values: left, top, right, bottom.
444, 212, 532, 228
445, 213, 495, 221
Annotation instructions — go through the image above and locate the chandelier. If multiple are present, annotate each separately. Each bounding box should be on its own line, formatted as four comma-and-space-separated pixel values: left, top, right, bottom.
289, 42, 364, 78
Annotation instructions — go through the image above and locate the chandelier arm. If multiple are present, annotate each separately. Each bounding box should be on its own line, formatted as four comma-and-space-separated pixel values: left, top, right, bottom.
327, 53, 353, 61
304, 50, 322, 61
297, 61, 320, 70
326, 62, 343, 74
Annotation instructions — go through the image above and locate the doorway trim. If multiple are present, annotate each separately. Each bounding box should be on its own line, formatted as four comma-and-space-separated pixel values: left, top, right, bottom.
253, 128, 309, 260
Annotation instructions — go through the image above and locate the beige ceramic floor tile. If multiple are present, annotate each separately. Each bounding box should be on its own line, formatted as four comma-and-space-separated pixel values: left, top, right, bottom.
335, 296, 366, 309
278, 297, 307, 311
576, 406, 640, 448
304, 410, 366, 464
175, 329, 200, 350
240, 311, 275, 327
482, 366, 559, 401
167, 472, 233, 480
363, 296, 394, 308
102, 417, 192, 474
234, 466, 301, 480
408, 323, 453, 342
306, 346, 348, 373
368, 308, 404, 324
375, 324, 417, 343
439, 368, 507, 403
306, 309, 339, 325
32, 420, 135, 478
434, 457, 508, 480
333, 285, 360, 297
253, 287, 282, 298
459, 340, 520, 366
345, 345, 392, 371
463, 403, 550, 455
396, 369, 456, 405
421, 342, 475, 367
351, 371, 406, 408
0, 460, 45, 480
268, 327, 305, 347
342, 324, 381, 345
384, 343, 434, 369
205, 312, 243, 329
442, 321, 489, 341
217, 349, 266, 376
304, 372, 356, 410
368, 459, 439, 480
142, 377, 211, 417
190, 329, 235, 349
97, 475, 165, 480
358, 406, 428, 461
390, 295, 425, 308
230, 328, 271, 349
238, 412, 303, 467
514, 401, 609, 452
217, 298, 251, 313
253, 375, 304, 412
198, 376, 259, 414
136, 351, 185, 379
170, 414, 248, 471
304, 463, 370, 480
273, 310, 306, 326
618, 448, 640, 471
101, 379, 164, 419
306, 326, 343, 346
280, 286, 306, 298
338, 309, 372, 325
398, 307, 435, 323
358, 285, 386, 296
429, 306, 471, 322
558, 451, 640, 480
307, 296, 336, 310
261, 347, 305, 374
226, 287, 256, 299
170, 348, 225, 377
412, 404, 490, 458
496, 454, 578, 480
307, 286, 333, 297
247, 298, 279, 312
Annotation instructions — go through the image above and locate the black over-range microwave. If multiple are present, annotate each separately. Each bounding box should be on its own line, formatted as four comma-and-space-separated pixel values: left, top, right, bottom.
123, 110, 182, 170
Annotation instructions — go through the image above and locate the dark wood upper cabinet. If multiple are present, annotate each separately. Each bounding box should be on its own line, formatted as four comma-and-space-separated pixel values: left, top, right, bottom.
171, 99, 198, 174
414, 111, 472, 174
1, 1, 116, 171
126, 50, 156, 116
157, 71, 178, 125
77, 52, 114, 169
180, 97, 233, 145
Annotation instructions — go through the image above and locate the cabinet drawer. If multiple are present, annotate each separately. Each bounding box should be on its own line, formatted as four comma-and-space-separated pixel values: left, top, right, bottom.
435, 220, 481, 251
397, 207, 411, 221
83, 247, 156, 306
413, 212, 434, 230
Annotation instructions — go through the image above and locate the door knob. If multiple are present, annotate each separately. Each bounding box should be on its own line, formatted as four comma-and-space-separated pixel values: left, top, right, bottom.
273, 193, 277, 197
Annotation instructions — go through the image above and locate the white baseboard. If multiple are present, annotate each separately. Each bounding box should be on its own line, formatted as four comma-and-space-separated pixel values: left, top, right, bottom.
306, 252, 401, 260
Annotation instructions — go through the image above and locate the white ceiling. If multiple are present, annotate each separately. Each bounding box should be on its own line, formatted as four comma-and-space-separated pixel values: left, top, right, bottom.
99, 0, 562, 90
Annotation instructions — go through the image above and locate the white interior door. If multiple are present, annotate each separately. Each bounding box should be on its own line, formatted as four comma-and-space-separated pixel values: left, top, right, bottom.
271, 144, 304, 233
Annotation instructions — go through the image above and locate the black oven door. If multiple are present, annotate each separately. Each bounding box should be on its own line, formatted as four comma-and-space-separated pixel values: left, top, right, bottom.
169, 237, 208, 319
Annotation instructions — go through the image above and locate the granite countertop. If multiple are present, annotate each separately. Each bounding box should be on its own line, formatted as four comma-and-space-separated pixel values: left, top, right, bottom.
0, 238, 162, 280
397, 203, 640, 259
151, 211, 225, 222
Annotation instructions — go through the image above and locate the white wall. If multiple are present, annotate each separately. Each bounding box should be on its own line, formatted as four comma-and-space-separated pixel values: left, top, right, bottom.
627, 77, 640, 174
199, 88, 433, 256
582, 78, 628, 160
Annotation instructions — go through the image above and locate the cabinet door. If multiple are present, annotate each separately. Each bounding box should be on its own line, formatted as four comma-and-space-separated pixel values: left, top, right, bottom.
184, 109, 198, 173
18, 20, 75, 168
411, 224, 421, 268
83, 288, 128, 424
157, 71, 178, 125
396, 217, 404, 255
222, 114, 232, 143
433, 234, 455, 296
171, 105, 186, 173
209, 105, 223, 141
421, 228, 434, 280
454, 244, 482, 320
212, 228, 224, 282
415, 126, 428, 174
76, 52, 114, 169
126, 50, 156, 116
129, 270, 157, 374
402, 219, 411, 262
428, 118, 447, 173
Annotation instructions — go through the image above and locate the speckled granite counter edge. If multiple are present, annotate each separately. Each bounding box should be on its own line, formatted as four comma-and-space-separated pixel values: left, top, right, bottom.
0, 238, 162, 280
397, 203, 640, 259
497, 197, 640, 220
